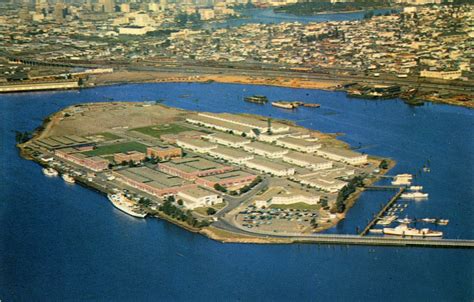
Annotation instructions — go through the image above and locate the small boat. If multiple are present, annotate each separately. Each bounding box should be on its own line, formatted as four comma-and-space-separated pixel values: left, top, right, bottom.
376, 215, 398, 226
421, 218, 436, 223
397, 217, 412, 224
62, 174, 75, 184
401, 192, 429, 199
423, 167, 431, 172
272, 101, 297, 109
302, 103, 320, 108
437, 219, 449, 226
409, 186, 423, 191
244, 95, 268, 104
391, 174, 412, 186
383, 223, 442, 237
42, 167, 58, 177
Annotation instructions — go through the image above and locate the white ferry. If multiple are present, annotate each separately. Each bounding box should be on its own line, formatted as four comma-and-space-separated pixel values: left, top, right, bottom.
383, 223, 442, 237
107, 193, 147, 218
401, 192, 429, 199
42, 167, 58, 177
62, 174, 75, 184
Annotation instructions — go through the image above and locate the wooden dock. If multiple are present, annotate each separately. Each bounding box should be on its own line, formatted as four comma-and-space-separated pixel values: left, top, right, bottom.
360, 187, 405, 236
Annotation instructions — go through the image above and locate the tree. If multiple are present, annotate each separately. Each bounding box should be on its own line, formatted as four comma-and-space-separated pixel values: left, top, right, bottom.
177, 199, 183, 206
206, 207, 216, 215
214, 183, 227, 193
379, 159, 389, 169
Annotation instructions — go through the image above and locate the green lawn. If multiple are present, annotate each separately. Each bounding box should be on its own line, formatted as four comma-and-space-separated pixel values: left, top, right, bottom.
193, 202, 227, 216
270, 202, 321, 211
98, 132, 122, 140
83, 141, 148, 157
130, 124, 193, 138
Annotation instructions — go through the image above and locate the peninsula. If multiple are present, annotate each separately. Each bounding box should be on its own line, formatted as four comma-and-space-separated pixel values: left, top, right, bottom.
20, 101, 395, 244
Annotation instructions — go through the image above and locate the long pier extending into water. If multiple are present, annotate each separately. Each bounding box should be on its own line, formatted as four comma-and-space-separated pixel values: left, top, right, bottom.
360, 187, 405, 236
292, 234, 474, 249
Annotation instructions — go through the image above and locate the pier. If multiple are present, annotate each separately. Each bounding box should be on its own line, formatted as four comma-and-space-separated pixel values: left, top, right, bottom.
365, 185, 401, 191
292, 235, 474, 249
360, 187, 405, 236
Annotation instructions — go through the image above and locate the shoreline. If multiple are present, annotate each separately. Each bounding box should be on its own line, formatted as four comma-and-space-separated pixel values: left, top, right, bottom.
18, 101, 399, 245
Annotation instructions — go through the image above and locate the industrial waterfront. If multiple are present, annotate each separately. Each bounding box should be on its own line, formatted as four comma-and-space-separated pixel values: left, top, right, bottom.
1, 82, 473, 300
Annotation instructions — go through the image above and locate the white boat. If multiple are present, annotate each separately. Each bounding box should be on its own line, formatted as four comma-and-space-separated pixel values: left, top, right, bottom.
42, 167, 58, 177
62, 174, 75, 184
376, 215, 398, 226
271, 101, 296, 109
107, 193, 147, 218
383, 223, 442, 237
437, 219, 449, 226
391, 174, 413, 186
401, 192, 429, 199
421, 218, 436, 223
409, 186, 423, 191
397, 217, 412, 224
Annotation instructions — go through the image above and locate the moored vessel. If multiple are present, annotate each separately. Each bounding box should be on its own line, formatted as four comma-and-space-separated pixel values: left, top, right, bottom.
401, 192, 429, 199
271, 101, 297, 109
62, 174, 75, 184
383, 223, 442, 237
43, 167, 58, 177
107, 193, 147, 218
376, 215, 398, 226
244, 95, 268, 104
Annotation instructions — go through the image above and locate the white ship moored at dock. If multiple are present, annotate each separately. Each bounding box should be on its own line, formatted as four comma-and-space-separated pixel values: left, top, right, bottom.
107, 193, 147, 218
383, 223, 442, 237
42, 167, 58, 177
401, 192, 429, 199
62, 174, 75, 184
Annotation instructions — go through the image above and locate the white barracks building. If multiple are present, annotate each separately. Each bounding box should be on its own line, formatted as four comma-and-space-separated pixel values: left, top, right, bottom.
276, 136, 321, 153
282, 151, 333, 171
316, 147, 368, 165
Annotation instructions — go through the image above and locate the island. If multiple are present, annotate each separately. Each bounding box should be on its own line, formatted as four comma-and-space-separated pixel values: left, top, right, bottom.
19, 101, 396, 244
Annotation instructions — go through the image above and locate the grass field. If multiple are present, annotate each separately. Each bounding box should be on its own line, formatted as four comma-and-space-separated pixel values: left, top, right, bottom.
270, 202, 320, 211
98, 132, 121, 140
131, 124, 193, 138
193, 202, 227, 216
83, 141, 148, 157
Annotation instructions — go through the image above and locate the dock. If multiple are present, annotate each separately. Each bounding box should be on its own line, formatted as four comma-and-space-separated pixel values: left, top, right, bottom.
292, 235, 474, 249
360, 187, 405, 236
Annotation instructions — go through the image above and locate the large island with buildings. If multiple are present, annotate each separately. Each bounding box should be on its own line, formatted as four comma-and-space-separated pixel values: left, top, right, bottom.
19, 101, 395, 243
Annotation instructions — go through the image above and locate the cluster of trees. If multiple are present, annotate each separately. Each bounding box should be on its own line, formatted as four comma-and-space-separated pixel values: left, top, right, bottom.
238, 176, 262, 195
379, 159, 389, 169
138, 197, 152, 207
159, 196, 210, 228
15, 131, 32, 144
335, 175, 365, 213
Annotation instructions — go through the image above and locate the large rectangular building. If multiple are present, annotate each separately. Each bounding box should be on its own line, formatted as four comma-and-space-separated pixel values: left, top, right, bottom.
316, 147, 368, 165
177, 187, 223, 210
114, 151, 146, 164
244, 157, 295, 176
282, 151, 333, 171
157, 156, 234, 181
176, 137, 217, 153
113, 166, 196, 197
146, 145, 182, 160
208, 146, 254, 164
55, 148, 109, 172
204, 132, 250, 148
254, 187, 321, 208
186, 115, 255, 137
243, 141, 288, 159
196, 170, 257, 189
296, 175, 347, 193
276, 136, 321, 153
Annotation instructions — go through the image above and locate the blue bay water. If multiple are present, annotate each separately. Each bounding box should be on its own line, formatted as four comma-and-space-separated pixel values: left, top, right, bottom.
0, 83, 472, 301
